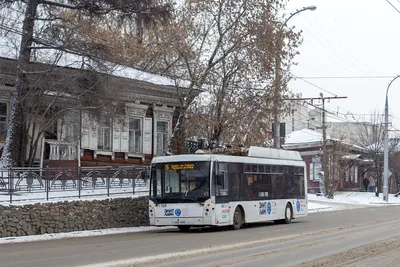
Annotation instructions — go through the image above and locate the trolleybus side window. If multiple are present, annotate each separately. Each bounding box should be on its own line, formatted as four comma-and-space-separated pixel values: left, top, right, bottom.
213, 162, 229, 196
256, 173, 271, 200
229, 163, 242, 201
295, 167, 305, 198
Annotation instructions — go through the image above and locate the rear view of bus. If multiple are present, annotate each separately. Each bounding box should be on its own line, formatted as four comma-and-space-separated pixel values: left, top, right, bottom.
149, 147, 307, 231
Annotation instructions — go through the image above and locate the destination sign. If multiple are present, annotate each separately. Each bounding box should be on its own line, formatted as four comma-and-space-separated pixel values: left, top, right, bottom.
165, 163, 195, 170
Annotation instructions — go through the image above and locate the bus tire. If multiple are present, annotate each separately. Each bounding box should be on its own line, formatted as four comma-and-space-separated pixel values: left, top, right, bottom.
178, 225, 191, 232
233, 206, 244, 230
275, 203, 293, 224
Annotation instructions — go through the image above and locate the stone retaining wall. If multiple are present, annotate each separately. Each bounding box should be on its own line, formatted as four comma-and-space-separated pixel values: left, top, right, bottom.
0, 197, 149, 238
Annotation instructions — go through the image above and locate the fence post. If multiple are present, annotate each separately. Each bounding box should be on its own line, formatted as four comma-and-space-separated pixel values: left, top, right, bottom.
78, 167, 81, 199
132, 166, 136, 195
107, 166, 110, 197
9, 167, 13, 204
45, 167, 50, 201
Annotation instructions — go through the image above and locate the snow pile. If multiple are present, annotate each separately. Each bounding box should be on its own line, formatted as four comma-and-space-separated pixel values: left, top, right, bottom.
308, 201, 337, 213
0, 226, 175, 244
308, 191, 400, 213
0, 189, 148, 206
309, 191, 400, 206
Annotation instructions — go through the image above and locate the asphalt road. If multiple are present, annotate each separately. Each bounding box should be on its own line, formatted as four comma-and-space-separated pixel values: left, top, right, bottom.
1, 205, 400, 267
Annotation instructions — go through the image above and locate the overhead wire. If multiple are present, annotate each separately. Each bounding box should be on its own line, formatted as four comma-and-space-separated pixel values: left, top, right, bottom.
305, 14, 382, 74
301, 17, 373, 76
386, 0, 400, 14
296, 76, 394, 79
292, 75, 337, 96
295, 27, 365, 76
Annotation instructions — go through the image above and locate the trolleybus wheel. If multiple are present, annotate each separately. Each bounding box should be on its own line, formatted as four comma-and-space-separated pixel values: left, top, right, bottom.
275, 203, 293, 224
232, 207, 243, 230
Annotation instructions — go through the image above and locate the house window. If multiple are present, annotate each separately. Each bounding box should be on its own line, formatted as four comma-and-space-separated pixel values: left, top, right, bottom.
62, 112, 80, 142
156, 121, 169, 155
310, 162, 322, 181
0, 103, 7, 142
65, 123, 80, 142
97, 116, 112, 150
129, 118, 142, 153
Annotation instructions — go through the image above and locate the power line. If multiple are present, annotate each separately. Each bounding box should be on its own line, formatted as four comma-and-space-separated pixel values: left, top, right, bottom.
299, 26, 365, 76
296, 76, 394, 79
386, 0, 400, 14
301, 17, 375, 75
292, 75, 337, 96
305, 14, 382, 75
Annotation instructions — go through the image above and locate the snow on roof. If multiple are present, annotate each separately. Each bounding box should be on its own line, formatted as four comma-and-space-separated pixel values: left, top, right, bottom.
342, 154, 362, 159
248, 146, 303, 161
8, 54, 197, 90
284, 129, 325, 145
106, 63, 193, 89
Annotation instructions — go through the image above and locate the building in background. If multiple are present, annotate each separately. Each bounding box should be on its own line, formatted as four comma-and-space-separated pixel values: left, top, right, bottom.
0, 57, 200, 168
283, 128, 371, 193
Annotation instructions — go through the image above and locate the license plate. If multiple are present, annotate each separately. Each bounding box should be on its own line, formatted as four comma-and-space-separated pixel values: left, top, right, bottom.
172, 220, 186, 224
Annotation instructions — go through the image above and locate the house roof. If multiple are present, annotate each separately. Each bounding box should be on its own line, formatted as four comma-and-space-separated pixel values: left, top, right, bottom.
0, 56, 199, 91
284, 129, 324, 145
282, 128, 365, 152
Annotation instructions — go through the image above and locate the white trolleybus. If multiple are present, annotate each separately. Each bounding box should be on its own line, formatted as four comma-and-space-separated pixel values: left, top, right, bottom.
149, 146, 307, 231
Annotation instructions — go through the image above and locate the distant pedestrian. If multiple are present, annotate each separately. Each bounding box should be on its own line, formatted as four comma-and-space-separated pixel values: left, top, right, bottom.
363, 177, 369, 192
368, 177, 376, 192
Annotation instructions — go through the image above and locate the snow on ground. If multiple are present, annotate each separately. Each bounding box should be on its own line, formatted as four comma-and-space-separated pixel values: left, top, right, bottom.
0, 188, 149, 206
0, 226, 176, 245
309, 191, 400, 206
308, 191, 400, 213
308, 201, 337, 213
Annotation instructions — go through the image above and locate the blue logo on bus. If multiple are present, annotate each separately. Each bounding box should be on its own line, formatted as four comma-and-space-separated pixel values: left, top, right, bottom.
174, 209, 182, 217
267, 202, 271, 215
164, 209, 174, 216
296, 200, 301, 212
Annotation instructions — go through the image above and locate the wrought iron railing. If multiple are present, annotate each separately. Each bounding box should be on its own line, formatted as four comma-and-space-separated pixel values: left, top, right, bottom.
0, 166, 150, 204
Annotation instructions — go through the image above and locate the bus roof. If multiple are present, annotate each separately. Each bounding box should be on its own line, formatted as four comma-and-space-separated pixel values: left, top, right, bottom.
151, 147, 305, 167
248, 146, 302, 161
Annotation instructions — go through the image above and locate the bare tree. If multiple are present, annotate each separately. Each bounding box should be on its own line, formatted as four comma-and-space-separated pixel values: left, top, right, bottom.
166, 0, 301, 149
357, 110, 400, 197
324, 138, 353, 198
0, 0, 173, 167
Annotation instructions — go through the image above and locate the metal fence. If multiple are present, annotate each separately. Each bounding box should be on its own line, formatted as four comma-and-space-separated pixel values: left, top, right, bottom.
0, 166, 150, 204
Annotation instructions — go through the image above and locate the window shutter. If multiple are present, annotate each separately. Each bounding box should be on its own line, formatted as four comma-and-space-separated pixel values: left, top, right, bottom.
81, 112, 90, 149
89, 115, 97, 150
121, 117, 129, 152
57, 118, 64, 141
113, 118, 121, 152
143, 118, 152, 154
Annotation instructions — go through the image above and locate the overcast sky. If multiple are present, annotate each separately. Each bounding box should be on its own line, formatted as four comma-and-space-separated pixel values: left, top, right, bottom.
285, 0, 400, 130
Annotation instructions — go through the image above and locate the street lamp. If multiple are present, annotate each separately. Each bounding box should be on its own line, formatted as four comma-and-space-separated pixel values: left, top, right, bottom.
274, 5, 317, 148
383, 75, 400, 202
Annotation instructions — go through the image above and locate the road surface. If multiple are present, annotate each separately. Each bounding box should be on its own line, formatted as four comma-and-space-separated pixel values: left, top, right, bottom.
1, 205, 400, 267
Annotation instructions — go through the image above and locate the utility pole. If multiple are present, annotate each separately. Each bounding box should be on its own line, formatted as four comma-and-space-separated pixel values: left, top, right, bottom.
273, 5, 316, 149
289, 95, 347, 196
383, 75, 400, 202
